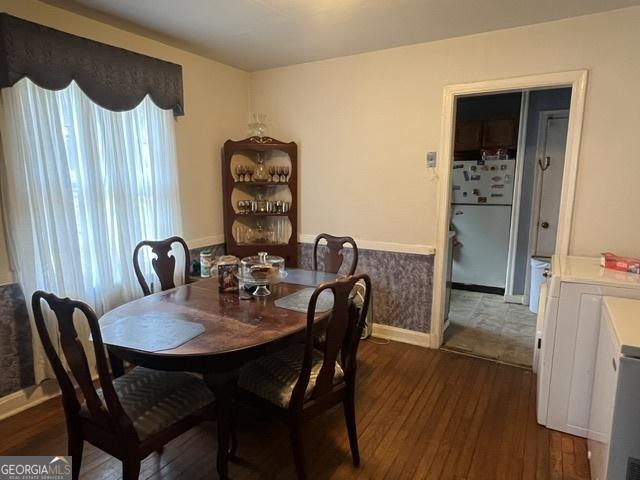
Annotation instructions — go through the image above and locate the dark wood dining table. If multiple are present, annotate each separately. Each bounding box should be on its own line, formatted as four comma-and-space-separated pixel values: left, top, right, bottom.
99, 270, 336, 479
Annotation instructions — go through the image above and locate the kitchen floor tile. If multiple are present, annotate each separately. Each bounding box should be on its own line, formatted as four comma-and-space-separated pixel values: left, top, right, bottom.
443, 290, 536, 367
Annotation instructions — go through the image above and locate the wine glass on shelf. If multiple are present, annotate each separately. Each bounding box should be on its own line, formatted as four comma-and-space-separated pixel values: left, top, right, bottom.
283, 166, 290, 182
275, 218, 283, 244
234, 223, 241, 244
235, 165, 242, 182
247, 166, 255, 182
280, 166, 287, 183
269, 165, 277, 183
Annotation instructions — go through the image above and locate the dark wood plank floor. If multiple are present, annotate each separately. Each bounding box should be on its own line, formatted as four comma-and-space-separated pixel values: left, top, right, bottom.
0, 341, 590, 479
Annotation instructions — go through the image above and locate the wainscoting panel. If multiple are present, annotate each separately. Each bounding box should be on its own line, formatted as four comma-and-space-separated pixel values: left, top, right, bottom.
0, 283, 34, 397
298, 243, 434, 333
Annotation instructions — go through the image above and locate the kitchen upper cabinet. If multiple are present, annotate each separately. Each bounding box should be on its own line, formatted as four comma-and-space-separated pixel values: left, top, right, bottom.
454, 121, 483, 151
454, 118, 518, 154
482, 118, 518, 148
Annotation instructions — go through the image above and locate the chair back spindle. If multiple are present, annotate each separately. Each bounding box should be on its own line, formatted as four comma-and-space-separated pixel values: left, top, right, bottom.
312, 234, 358, 276
290, 274, 371, 409
133, 236, 190, 296
31, 291, 134, 436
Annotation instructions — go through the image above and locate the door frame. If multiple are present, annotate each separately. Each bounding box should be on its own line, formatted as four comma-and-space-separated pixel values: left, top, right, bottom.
522, 109, 570, 298
504, 91, 530, 302
430, 70, 588, 348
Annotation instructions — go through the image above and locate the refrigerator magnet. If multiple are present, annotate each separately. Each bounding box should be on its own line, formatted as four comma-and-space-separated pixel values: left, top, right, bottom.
477, 197, 487, 203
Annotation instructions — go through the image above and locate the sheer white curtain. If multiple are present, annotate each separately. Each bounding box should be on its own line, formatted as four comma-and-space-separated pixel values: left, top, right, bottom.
0, 78, 182, 383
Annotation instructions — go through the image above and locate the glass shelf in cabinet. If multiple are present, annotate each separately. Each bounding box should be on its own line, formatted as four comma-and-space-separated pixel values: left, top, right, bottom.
234, 212, 289, 217
234, 180, 289, 186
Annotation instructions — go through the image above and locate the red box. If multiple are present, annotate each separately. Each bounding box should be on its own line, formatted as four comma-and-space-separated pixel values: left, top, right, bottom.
601, 252, 640, 274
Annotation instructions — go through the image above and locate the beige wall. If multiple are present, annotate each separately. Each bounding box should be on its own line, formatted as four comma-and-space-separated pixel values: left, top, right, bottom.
0, 0, 249, 281
250, 6, 640, 258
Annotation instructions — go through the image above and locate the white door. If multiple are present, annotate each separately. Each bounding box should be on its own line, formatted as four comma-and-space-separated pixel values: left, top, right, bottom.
533, 112, 569, 257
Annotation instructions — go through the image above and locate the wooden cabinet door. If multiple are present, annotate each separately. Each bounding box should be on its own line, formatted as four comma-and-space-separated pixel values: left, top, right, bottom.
482, 118, 517, 148
454, 121, 482, 151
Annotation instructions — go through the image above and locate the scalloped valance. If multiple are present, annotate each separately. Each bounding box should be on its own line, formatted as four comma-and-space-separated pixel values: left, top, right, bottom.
0, 13, 184, 116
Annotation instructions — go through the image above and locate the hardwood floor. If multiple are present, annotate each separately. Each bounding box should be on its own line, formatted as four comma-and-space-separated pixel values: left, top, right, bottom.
0, 341, 590, 479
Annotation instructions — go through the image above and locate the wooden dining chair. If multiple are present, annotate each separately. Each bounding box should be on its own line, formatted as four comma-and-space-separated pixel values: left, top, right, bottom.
235, 274, 372, 479
133, 236, 191, 296
313, 233, 358, 276
31, 291, 216, 480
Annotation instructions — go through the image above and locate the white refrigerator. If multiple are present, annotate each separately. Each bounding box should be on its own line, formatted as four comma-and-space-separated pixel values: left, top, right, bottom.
451, 159, 515, 289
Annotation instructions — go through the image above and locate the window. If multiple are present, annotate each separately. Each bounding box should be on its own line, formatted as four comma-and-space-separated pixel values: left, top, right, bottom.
1, 78, 183, 382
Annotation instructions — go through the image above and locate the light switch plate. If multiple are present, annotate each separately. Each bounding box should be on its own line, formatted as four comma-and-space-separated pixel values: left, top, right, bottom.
426, 151, 437, 168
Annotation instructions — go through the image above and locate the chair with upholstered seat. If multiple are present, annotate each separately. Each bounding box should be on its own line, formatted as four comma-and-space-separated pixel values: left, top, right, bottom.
313, 233, 358, 276
32, 291, 216, 480
236, 274, 372, 479
133, 235, 191, 296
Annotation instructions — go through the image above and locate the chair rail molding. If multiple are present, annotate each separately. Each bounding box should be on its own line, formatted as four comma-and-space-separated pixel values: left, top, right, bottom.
298, 234, 435, 256
188, 234, 226, 249
0, 272, 15, 286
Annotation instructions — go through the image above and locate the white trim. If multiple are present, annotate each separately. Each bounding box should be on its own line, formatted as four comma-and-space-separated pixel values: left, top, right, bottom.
371, 323, 431, 348
431, 70, 588, 349
0, 372, 101, 421
0, 272, 14, 286
504, 294, 529, 305
0, 379, 62, 421
188, 234, 225, 249
504, 91, 530, 297
298, 234, 435, 255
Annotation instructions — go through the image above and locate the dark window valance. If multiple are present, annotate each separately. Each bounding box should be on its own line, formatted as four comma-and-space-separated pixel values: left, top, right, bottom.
0, 13, 184, 116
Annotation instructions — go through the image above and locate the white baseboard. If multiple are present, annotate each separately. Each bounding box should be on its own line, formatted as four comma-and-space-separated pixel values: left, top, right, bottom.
371, 323, 432, 348
0, 372, 101, 421
504, 294, 530, 305
298, 234, 435, 256
0, 379, 62, 422
443, 318, 451, 332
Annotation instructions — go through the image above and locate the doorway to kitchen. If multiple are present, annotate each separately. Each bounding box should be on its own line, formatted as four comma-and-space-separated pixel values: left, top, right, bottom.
441, 87, 572, 366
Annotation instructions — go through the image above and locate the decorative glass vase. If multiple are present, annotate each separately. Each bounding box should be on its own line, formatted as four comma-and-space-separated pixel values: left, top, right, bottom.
249, 113, 267, 137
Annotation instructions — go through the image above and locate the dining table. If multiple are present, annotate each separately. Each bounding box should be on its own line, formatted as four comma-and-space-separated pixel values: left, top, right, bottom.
99, 268, 338, 479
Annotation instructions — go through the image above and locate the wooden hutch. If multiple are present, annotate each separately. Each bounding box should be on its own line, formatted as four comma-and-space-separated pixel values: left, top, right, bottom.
222, 136, 298, 266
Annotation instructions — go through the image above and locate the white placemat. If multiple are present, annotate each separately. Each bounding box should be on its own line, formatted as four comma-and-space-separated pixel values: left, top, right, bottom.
284, 268, 338, 287
96, 315, 205, 352
275, 288, 334, 313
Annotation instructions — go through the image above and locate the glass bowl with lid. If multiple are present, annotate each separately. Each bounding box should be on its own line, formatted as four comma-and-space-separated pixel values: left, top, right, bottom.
237, 251, 287, 296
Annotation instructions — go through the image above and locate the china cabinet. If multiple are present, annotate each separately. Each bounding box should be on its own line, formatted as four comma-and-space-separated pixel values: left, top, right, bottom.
222, 136, 298, 265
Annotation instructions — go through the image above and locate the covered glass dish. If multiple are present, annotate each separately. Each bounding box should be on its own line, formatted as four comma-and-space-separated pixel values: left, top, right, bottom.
237, 252, 287, 296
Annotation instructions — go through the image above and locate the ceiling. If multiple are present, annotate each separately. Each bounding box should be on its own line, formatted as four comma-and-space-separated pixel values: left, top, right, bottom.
45, 0, 640, 71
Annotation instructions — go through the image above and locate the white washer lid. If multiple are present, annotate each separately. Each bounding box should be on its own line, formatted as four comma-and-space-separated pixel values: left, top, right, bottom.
553, 255, 640, 289
603, 296, 640, 358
